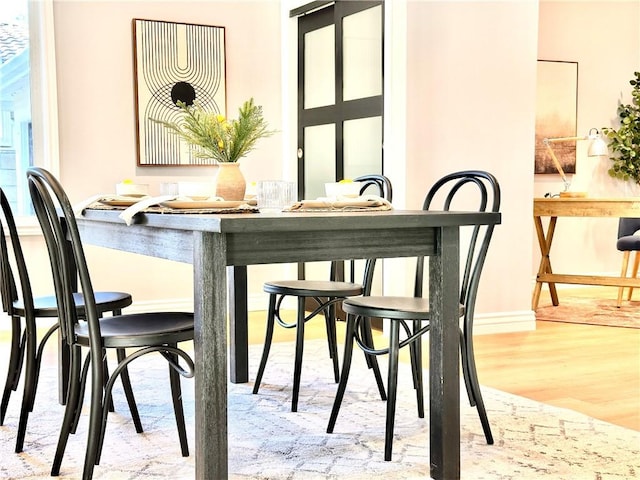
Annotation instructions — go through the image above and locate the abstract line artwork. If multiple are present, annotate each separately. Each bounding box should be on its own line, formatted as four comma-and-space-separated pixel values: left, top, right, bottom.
534, 60, 578, 175
133, 19, 226, 166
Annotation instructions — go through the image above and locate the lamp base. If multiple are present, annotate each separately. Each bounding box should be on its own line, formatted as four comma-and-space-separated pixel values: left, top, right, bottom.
559, 191, 587, 198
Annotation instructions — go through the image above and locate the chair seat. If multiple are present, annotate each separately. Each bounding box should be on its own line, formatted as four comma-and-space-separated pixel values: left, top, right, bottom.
617, 235, 640, 251
13, 291, 133, 317
264, 280, 363, 297
343, 296, 464, 321
74, 312, 194, 348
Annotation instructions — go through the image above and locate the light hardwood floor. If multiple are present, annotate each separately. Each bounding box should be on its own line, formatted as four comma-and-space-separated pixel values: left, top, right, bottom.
249, 286, 639, 431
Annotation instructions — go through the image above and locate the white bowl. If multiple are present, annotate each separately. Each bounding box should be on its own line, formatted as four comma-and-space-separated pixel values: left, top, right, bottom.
324, 182, 363, 199
115, 182, 149, 196
178, 182, 216, 199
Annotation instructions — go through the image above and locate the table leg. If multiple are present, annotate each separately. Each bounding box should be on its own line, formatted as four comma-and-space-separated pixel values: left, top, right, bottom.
193, 232, 228, 479
228, 265, 249, 383
532, 215, 559, 309
428, 225, 461, 480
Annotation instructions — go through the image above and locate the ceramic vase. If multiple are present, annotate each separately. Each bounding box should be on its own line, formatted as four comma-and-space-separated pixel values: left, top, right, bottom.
215, 162, 246, 200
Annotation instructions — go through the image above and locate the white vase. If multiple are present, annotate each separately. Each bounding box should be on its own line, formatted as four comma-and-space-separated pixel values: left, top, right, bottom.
215, 162, 246, 200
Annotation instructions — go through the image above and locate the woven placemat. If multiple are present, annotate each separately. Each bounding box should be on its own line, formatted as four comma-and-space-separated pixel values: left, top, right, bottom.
86, 202, 260, 215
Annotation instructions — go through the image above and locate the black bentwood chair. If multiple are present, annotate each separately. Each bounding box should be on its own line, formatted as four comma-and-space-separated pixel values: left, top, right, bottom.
327, 170, 499, 461
0, 186, 133, 454
253, 175, 392, 411
27, 167, 194, 480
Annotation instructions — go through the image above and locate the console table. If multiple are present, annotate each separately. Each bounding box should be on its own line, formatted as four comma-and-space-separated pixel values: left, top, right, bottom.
532, 197, 640, 310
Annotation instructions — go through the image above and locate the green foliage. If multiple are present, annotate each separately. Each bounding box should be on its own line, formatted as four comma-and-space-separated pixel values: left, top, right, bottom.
603, 71, 640, 184
152, 98, 274, 163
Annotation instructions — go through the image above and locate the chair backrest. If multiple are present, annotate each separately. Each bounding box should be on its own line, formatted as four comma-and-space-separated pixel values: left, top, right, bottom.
26, 167, 100, 349
416, 170, 500, 327
617, 217, 640, 239
0, 187, 36, 319
331, 174, 393, 292
355, 174, 393, 203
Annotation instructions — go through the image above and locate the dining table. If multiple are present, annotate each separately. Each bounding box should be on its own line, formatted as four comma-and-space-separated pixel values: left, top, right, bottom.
74, 206, 501, 480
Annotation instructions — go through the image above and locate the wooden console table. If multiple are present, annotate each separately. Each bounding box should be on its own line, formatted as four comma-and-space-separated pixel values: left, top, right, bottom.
532, 197, 640, 310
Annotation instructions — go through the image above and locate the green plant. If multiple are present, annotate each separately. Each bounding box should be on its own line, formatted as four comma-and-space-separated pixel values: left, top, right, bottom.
152, 98, 274, 163
603, 71, 640, 184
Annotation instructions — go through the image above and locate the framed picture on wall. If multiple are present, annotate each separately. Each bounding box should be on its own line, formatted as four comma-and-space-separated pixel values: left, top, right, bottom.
534, 60, 578, 174
132, 19, 226, 166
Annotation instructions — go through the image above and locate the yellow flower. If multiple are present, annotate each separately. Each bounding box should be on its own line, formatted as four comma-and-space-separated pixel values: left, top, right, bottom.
151, 98, 274, 163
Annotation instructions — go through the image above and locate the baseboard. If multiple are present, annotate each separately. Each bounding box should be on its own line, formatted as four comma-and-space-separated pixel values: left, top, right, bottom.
123, 295, 536, 336
473, 310, 536, 335
123, 298, 194, 314
122, 293, 270, 315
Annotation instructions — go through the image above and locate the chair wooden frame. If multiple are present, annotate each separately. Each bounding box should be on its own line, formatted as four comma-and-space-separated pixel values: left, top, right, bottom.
616, 217, 640, 307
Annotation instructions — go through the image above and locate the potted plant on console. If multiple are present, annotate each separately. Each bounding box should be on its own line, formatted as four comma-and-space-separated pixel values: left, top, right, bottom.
604, 71, 640, 186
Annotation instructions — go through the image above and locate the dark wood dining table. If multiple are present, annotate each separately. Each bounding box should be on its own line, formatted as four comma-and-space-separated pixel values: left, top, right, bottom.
75, 207, 500, 480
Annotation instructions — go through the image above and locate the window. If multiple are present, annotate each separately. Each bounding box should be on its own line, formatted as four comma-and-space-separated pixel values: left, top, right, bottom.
0, 0, 58, 223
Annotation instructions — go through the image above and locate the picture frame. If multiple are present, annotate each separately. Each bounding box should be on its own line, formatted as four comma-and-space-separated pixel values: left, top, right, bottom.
534, 60, 579, 175
132, 19, 226, 166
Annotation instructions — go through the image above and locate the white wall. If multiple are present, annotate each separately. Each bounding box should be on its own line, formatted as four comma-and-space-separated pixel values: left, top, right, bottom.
535, 0, 640, 278
404, 1, 539, 331
50, 0, 284, 311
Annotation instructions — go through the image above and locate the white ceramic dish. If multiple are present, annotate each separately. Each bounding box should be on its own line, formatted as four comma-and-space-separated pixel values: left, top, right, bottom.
98, 195, 148, 207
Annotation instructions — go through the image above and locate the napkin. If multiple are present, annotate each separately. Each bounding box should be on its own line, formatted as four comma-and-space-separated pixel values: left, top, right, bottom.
119, 195, 179, 225
285, 195, 392, 212
73, 194, 156, 216
73, 193, 113, 216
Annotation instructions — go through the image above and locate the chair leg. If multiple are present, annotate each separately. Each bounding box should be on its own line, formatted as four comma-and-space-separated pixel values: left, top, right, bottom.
359, 317, 386, 400
384, 321, 401, 461
15, 322, 37, 453
327, 313, 357, 434
167, 346, 189, 457
460, 328, 476, 407
117, 348, 142, 433
291, 296, 306, 412
71, 354, 92, 434
628, 251, 640, 301
253, 294, 277, 394
410, 320, 424, 419
618, 251, 631, 307
29, 323, 59, 413
324, 301, 340, 383
461, 331, 493, 444
51, 346, 84, 477
82, 350, 107, 479
1, 316, 23, 425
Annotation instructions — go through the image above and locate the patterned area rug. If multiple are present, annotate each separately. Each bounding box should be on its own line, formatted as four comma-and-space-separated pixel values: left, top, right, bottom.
0, 340, 638, 479
536, 295, 640, 328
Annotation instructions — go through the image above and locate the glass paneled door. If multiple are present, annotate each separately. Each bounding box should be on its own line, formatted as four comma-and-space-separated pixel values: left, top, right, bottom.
293, 1, 384, 319
296, 1, 384, 200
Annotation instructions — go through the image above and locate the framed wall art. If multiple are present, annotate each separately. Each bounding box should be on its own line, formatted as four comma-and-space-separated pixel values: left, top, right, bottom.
534, 60, 578, 174
133, 19, 226, 166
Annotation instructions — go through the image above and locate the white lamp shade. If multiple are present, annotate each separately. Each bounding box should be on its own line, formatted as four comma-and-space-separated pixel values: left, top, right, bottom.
587, 135, 609, 157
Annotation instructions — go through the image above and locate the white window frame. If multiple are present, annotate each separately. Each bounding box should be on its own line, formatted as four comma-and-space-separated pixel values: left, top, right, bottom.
18, 0, 59, 233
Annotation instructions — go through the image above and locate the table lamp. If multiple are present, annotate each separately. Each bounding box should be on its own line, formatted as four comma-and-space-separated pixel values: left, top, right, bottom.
542, 127, 609, 197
